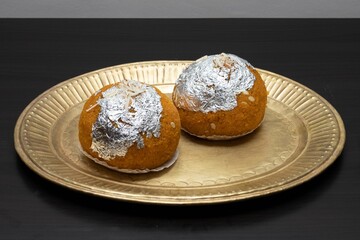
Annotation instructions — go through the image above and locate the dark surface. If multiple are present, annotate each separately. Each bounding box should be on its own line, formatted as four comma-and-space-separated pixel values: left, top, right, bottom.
1, 19, 359, 239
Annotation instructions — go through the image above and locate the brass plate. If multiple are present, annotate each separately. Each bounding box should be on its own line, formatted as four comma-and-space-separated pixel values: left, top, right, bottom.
14, 61, 345, 205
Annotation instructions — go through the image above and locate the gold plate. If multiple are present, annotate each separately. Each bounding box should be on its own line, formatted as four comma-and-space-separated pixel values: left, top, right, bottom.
14, 61, 345, 204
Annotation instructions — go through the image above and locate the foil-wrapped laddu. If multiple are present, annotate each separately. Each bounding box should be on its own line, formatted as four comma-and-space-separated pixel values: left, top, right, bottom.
79, 79, 181, 173
172, 53, 267, 140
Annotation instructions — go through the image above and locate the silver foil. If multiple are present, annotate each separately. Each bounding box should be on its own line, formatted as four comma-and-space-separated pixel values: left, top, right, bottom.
173, 53, 255, 113
90, 80, 163, 160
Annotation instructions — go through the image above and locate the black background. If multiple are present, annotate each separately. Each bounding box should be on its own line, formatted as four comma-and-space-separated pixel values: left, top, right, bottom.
1, 19, 359, 239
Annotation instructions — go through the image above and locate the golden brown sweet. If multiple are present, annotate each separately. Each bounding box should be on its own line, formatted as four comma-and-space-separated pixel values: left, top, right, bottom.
172, 53, 267, 140
79, 80, 181, 172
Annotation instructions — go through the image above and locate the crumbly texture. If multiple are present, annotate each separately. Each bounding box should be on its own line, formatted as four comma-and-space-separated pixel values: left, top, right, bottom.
173, 67, 267, 138
78, 83, 181, 170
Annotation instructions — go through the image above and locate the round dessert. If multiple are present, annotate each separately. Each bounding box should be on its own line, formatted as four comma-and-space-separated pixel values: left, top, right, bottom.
78, 79, 181, 173
172, 53, 267, 140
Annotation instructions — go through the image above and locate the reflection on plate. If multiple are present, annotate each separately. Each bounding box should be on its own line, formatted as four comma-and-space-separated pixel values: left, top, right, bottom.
14, 61, 345, 204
